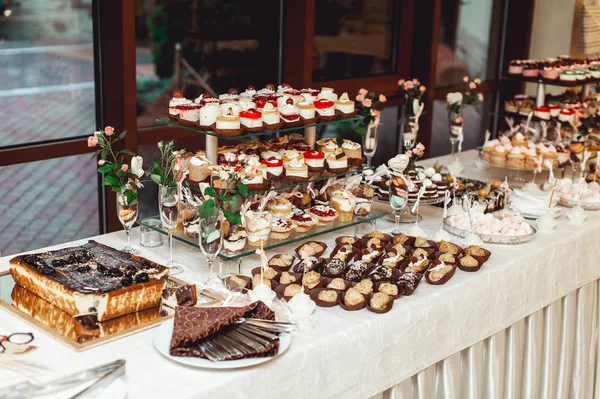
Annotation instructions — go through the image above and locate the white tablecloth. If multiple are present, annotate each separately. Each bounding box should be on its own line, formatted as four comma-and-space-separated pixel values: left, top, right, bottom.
0, 150, 598, 398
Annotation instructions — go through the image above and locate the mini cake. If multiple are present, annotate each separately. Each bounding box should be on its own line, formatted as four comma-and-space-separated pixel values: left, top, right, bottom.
548, 104, 561, 118
220, 101, 241, 117
188, 154, 211, 185
244, 210, 272, 247
168, 90, 192, 120
269, 197, 292, 218
306, 205, 339, 226
490, 146, 507, 167
260, 157, 285, 181
559, 109, 575, 123
590, 65, 600, 79
222, 224, 247, 253
219, 88, 239, 102
285, 157, 309, 182
334, 92, 355, 118
522, 63, 538, 78
298, 97, 317, 124
506, 147, 525, 169
238, 97, 257, 111
317, 138, 337, 153
194, 91, 219, 106
290, 210, 316, 232
508, 60, 523, 75
342, 139, 362, 167
278, 99, 301, 126
560, 70, 577, 82
534, 106, 551, 120
241, 162, 268, 191
277, 94, 296, 107
331, 189, 355, 222
304, 150, 325, 173
292, 192, 311, 210
543, 66, 559, 80
504, 100, 518, 114
260, 103, 282, 130
239, 85, 256, 100
277, 82, 294, 95
325, 149, 349, 173
178, 104, 201, 126
317, 87, 338, 101
282, 149, 304, 168
239, 109, 263, 133
214, 107, 242, 137
300, 88, 320, 103
314, 99, 336, 121
199, 102, 221, 130
270, 218, 293, 240
511, 132, 527, 147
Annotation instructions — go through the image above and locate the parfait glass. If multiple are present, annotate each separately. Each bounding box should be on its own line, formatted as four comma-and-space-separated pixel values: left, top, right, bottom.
389, 179, 409, 234
448, 111, 464, 158
199, 214, 223, 285
116, 192, 139, 255
158, 184, 183, 275
362, 123, 380, 167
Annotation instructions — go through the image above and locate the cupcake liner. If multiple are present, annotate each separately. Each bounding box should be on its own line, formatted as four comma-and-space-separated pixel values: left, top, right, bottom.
396, 272, 423, 296
309, 287, 340, 307
462, 246, 492, 262
274, 283, 304, 301
425, 265, 457, 285
338, 292, 367, 311
366, 293, 395, 314
224, 275, 251, 291
374, 281, 402, 299
267, 254, 296, 272
402, 257, 431, 274
301, 273, 326, 290
456, 254, 486, 272
251, 266, 281, 281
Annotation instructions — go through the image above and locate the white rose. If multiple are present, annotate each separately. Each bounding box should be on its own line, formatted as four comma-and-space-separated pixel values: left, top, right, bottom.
388, 154, 409, 174
447, 92, 463, 105
131, 156, 144, 178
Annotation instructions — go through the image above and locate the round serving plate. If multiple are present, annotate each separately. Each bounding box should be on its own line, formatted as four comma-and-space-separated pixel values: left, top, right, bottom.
558, 197, 600, 211
153, 319, 292, 369
442, 217, 537, 245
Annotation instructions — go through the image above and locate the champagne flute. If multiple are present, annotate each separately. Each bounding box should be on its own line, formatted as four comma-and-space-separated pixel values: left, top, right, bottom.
158, 184, 183, 275
116, 192, 139, 255
448, 111, 463, 158
389, 177, 409, 234
199, 214, 223, 284
362, 123, 380, 167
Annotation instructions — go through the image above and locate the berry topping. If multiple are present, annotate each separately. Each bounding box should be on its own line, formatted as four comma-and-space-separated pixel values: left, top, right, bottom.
281, 82, 291, 88
265, 83, 275, 90
433, 260, 441, 266
411, 257, 418, 263
247, 85, 255, 91
202, 91, 212, 98
228, 88, 238, 95
173, 90, 183, 98
340, 247, 347, 253
286, 97, 294, 105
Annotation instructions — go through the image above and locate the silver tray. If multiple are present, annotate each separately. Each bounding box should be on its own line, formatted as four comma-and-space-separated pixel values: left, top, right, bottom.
559, 197, 600, 211
442, 217, 537, 245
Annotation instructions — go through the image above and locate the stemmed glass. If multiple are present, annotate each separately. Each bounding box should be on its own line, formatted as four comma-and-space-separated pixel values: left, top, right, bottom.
448, 111, 463, 158
116, 192, 139, 255
362, 123, 380, 167
389, 177, 409, 234
199, 214, 223, 285
158, 184, 183, 275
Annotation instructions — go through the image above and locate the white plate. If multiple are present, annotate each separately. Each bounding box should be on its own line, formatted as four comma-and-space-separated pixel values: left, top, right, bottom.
153, 319, 291, 369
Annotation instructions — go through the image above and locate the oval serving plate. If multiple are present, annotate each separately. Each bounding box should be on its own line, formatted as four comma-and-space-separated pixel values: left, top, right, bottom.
442, 217, 537, 245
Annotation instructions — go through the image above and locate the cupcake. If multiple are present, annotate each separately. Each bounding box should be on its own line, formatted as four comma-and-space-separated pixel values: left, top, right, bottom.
199, 102, 221, 131
214, 106, 242, 137
290, 210, 316, 232
270, 218, 293, 240
285, 157, 309, 182
260, 103, 282, 130
188, 154, 211, 185
298, 96, 317, 124
239, 108, 263, 133
314, 98, 336, 121
334, 92, 355, 118
331, 189, 356, 222
325, 149, 349, 173
168, 90, 191, 120
341, 139, 362, 167
244, 210, 272, 247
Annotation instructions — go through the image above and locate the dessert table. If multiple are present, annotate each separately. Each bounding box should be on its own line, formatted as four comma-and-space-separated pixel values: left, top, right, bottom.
2, 150, 600, 398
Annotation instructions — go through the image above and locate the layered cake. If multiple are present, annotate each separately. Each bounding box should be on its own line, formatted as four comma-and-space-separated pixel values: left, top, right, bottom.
9, 241, 169, 322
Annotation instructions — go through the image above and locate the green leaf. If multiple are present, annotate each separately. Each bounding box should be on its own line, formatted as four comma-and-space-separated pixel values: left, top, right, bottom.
223, 211, 242, 226
97, 164, 112, 173
237, 181, 249, 198
100, 149, 108, 160
121, 149, 136, 156
222, 195, 232, 202
153, 159, 160, 167
150, 174, 162, 184
91, 149, 102, 160
204, 187, 218, 198
126, 190, 138, 205
116, 130, 127, 141
199, 199, 215, 219
102, 175, 121, 186
111, 185, 122, 193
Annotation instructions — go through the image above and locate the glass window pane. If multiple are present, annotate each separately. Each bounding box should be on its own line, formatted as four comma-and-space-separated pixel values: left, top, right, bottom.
436, 0, 498, 88
0, 2, 96, 147
0, 155, 100, 256
135, 0, 281, 128
313, 0, 399, 81
430, 92, 495, 157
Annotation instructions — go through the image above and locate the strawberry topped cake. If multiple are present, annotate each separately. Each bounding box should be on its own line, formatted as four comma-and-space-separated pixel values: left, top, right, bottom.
304, 150, 325, 173
314, 99, 336, 121
239, 108, 263, 133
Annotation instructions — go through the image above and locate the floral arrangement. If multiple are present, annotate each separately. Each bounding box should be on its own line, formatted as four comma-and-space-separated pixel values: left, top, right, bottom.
405, 142, 425, 171
199, 153, 250, 226
446, 76, 484, 114
398, 78, 426, 119
88, 126, 144, 205
355, 88, 387, 135
146, 141, 186, 187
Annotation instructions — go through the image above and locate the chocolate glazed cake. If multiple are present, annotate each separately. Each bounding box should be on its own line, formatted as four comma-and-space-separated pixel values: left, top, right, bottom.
9, 240, 169, 322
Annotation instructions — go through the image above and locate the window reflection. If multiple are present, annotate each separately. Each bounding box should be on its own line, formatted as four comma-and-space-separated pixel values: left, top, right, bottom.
313, 0, 399, 81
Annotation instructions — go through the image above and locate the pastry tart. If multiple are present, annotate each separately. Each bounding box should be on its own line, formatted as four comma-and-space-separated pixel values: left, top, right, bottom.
340, 288, 366, 310
310, 288, 339, 307
367, 292, 393, 313
425, 260, 456, 285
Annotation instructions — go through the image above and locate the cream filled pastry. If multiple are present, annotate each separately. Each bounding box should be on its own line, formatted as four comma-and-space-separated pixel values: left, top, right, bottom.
244, 210, 272, 247
317, 87, 338, 101
199, 102, 221, 129
334, 92, 355, 116
314, 98, 336, 120
260, 103, 281, 128
285, 157, 309, 182
239, 109, 263, 132
325, 149, 349, 173
214, 107, 241, 136
304, 150, 325, 172
298, 97, 317, 123
331, 189, 356, 222
169, 90, 192, 119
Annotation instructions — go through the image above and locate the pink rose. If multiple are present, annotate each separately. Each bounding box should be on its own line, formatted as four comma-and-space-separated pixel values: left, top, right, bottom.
474, 78, 481, 84
121, 164, 128, 172
219, 170, 230, 181
373, 110, 381, 119
405, 81, 414, 89
416, 142, 425, 151
98, 159, 106, 166
362, 98, 372, 107
359, 88, 368, 96
469, 82, 476, 90
104, 126, 115, 136
93, 130, 102, 137
463, 76, 469, 82
397, 79, 405, 86
406, 150, 413, 157
478, 93, 484, 102
412, 78, 419, 83
379, 94, 387, 102
87, 136, 98, 147
419, 85, 426, 92
356, 94, 364, 102
224, 152, 237, 163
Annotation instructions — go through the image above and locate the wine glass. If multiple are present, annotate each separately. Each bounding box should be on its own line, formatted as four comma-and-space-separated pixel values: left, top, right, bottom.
362, 123, 380, 167
448, 111, 464, 158
389, 177, 409, 234
199, 214, 223, 285
116, 192, 139, 255
158, 184, 183, 275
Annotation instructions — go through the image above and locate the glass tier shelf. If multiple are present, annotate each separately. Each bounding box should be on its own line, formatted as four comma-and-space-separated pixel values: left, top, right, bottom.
185, 166, 372, 196
502, 75, 598, 88
138, 210, 385, 261
156, 116, 364, 140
